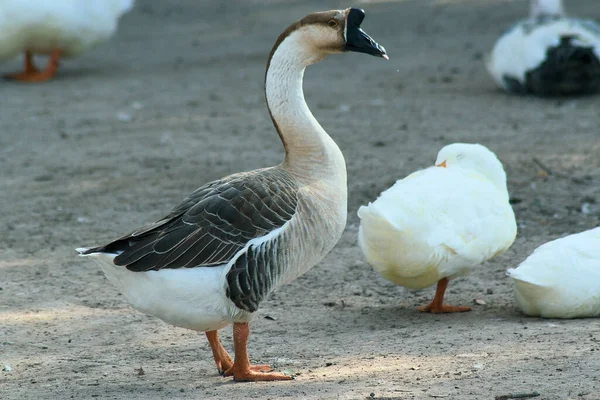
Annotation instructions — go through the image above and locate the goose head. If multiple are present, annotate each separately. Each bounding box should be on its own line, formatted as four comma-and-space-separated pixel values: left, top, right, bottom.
268, 8, 387, 67
434, 143, 509, 194
530, 0, 565, 18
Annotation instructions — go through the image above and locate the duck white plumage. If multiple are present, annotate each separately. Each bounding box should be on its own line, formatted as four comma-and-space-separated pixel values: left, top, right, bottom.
507, 227, 600, 319
0, 0, 134, 82
486, 0, 600, 95
77, 8, 387, 382
358, 143, 517, 313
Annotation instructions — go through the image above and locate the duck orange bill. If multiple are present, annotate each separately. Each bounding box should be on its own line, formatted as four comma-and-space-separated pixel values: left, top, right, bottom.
344, 8, 388, 59
436, 160, 447, 168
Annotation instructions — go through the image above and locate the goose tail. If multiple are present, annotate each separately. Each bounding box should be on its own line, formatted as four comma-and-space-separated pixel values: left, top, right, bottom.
76, 247, 102, 256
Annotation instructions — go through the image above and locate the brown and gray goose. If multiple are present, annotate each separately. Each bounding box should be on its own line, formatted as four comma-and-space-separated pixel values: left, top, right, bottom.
77, 8, 387, 382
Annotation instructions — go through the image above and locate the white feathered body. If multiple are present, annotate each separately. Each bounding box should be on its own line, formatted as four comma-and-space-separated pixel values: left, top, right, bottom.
487, 17, 600, 90
77, 181, 347, 333
358, 167, 517, 289
79, 251, 238, 332
0, 0, 133, 60
507, 227, 600, 319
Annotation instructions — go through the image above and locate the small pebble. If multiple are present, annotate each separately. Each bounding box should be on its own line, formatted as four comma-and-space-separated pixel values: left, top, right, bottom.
117, 112, 132, 122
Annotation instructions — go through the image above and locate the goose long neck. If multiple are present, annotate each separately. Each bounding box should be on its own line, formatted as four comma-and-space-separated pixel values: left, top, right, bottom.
265, 33, 345, 180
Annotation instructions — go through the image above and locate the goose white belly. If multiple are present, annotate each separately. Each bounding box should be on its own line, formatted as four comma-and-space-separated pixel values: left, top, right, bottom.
0, 0, 133, 60
84, 252, 241, 332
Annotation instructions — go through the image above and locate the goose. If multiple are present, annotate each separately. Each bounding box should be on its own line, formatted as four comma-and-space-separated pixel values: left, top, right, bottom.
77, 8, 387, 382
507, 227, 600, 318
1, 0, 134, 82
486, 0, 600, 96
357, 143, 517, 313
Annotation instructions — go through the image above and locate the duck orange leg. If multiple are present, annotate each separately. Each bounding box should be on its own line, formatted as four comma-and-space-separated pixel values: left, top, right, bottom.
4, 50, 38, 80
4, 49, 61, 82
417, 278, 471, 313
223, 322, 292, 382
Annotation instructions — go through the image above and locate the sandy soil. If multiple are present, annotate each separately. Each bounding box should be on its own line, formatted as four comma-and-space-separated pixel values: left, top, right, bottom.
1, 0, 600, 399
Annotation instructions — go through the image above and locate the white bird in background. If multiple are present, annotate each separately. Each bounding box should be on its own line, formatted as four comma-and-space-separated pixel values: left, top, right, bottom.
358, 143, 517, 313
0, 0, 134, 82
507, 227, 600, 319
487, 0, 600, 96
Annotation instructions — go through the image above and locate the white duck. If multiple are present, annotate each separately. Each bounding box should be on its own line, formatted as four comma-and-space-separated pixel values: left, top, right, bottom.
0, 0, 134, 82
507, 227, 600, 318
486, 0, 600, 96
77, 8, 387, 382
358, 143, 517, 313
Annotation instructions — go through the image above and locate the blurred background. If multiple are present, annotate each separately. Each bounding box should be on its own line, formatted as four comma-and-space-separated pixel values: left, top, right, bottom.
1, 1, 599, 399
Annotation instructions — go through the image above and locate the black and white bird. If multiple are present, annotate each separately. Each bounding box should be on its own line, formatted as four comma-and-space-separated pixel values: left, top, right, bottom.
487, 0, 600, 96
77, 8, 386, 382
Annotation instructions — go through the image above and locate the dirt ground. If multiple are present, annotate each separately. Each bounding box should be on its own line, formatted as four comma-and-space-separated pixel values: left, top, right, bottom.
1, 0, 599, 399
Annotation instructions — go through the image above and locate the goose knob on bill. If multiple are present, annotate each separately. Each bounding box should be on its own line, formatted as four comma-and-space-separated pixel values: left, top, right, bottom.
77, 8, 387, 382
507, 227, 600, 319
0, 0, 134, 82
358, 143, 517, 313
486, 0, 600, 96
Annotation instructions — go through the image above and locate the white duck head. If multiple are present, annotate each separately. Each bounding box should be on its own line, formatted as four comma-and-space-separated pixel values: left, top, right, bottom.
530, 0, 565, 18
434, 143, 509, 194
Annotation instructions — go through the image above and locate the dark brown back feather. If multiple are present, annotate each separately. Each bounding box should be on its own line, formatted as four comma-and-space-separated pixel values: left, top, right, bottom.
84, 168, 299, 272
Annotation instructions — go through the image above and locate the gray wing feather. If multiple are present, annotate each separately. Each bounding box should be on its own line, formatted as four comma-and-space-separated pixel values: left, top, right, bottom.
84, 169, 300, 284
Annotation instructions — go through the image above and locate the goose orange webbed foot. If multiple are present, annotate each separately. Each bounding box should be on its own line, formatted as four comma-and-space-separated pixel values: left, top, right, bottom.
222, 364, 273, 376
223, 322, 294, 382
224, 364, 293, 382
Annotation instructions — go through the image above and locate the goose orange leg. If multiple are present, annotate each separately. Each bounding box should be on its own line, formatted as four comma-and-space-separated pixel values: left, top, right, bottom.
417, 278, 471, 313
223, 322, 292, 382
205, 331, 234, 374
206, 329, 272, 377
4, 49, 61, 82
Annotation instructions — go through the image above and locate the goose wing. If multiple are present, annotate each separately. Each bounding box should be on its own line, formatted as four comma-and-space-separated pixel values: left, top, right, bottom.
84, 168, 298, 272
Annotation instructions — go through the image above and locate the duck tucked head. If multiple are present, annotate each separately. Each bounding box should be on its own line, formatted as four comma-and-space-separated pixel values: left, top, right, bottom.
530, 0, 565, 18
435, 143, 508, 194
268, 8, 387, 68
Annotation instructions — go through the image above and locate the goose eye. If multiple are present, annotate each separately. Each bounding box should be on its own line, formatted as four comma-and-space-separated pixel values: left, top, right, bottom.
327, 19, 338, 28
